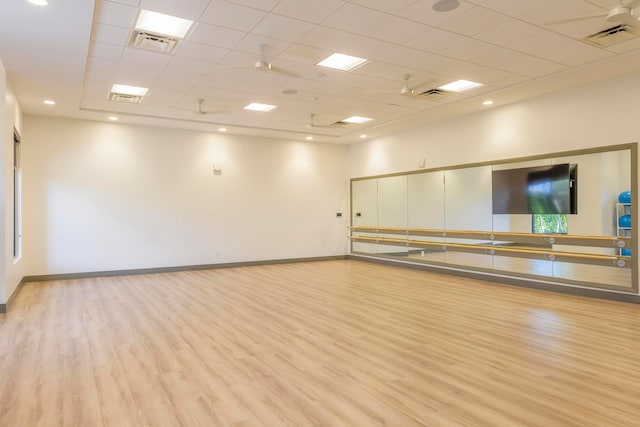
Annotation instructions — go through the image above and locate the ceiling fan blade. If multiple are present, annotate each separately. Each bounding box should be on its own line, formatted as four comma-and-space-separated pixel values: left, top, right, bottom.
268, 65, 301, 78
545, 13, 607, 25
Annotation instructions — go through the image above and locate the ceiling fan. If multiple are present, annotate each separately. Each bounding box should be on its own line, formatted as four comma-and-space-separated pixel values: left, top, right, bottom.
227, 44, 301, 78
307, 113, 346, 129
368, 74, 435, 97
546, 0, 640, 28
180, 98, 226, 116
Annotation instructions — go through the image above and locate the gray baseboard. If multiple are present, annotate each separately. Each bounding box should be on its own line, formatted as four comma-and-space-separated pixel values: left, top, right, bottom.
23, 255, 348, 283
0, 277, 29, 314
350, 254, 640, 305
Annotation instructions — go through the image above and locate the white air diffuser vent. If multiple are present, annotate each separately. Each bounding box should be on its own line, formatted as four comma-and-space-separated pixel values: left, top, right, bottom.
107, 92, 144, 104
418, 88, 453, 101
130, 31, 180, 54
583, 24, 640, 47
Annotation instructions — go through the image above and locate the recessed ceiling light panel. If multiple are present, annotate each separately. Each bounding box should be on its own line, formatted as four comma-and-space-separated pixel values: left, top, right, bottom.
135, 10, 193, 38
438, 79, 483, 93
317, 53, 368, 71
110, 84, 149, 97
243, 103, 277, 112
28, 0, 48, 5
342, 116, 373, 124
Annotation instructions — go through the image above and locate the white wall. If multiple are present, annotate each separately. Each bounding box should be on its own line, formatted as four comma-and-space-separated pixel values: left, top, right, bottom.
349, 72, 640, 177
23, 117, 349, 275
1, 59, 24, 306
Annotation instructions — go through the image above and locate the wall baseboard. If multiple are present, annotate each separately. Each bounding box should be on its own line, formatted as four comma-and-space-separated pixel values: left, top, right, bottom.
0, 277, 29, 314
350, 255, 640, 305
23, 255, 349, 283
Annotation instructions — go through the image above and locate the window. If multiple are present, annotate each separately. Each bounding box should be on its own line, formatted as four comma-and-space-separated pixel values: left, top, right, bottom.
13, 129, 22, 258
532, 214, 567, 234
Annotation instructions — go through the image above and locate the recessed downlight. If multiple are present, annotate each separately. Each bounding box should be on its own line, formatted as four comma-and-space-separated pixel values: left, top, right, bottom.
135, 10, 193, 38
108, 116, 118, 121
28, 0, 48, 5
317, 53, 368, 71
218, 127, 227, 132
342, 116, 373, 124
43, 100, 55, 105
483, 100, 494, 106
438, 79, 483, 93
360, 134, 367, 139
243, 103, 277, 112
306, 136, 314, 141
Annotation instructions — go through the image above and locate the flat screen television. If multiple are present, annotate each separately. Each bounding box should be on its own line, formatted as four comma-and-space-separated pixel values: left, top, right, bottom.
492, 163, 577, 214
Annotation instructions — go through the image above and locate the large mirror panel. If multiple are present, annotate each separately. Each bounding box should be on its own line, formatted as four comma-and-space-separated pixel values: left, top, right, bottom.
350, 144, 637, 293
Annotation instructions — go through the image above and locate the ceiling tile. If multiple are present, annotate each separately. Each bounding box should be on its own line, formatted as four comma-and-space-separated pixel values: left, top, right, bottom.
154, 71, 203, 91
398, 0, 475, 26
89, 42, 124, 60
476, 19, 541, 47
167, 56, 216, 74
367, 17, 430, 44
349, 61, 403, 79
343, 36, 396, 59
272, 0, 345, 24
139, 0, 211, 20
438, 6, 510, 36
375, 46, 435, 68
350, 0, 418, 14
120, 47, 173, 67
224, 0, 280, 11
234, 35, 292, 57
251, 14, 315, 42
561, 46, 613, 67
480, 0, 554, 17
92, 23, 131, 46
470, 46, 567, 78
322, 3, 391, 34
189, 23, 247, 49
200, 1, 267, 32
407, 28, 495, 60
115, 61, 166, 84
175, 41, 229, 62
297, 26, 359, 51
94, 1, 138, 28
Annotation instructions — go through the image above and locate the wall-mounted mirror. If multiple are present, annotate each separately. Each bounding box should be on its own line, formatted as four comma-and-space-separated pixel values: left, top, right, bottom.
350, 144, 637, 294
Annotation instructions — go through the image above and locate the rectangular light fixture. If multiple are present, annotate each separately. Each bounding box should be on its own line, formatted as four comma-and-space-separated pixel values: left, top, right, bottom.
243, 103, 277, 112
438, 79, 483, 93
317, 53, 368, 71
110, 84, 149, 97
135, 10, 193, 38
342, 116, 373, 124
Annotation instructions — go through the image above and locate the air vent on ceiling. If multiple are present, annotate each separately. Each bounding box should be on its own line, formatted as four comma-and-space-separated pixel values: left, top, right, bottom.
583, 24, 640, 47
107, 92, 144, 104
417, 88, 453, 100
130, 31, 180, 54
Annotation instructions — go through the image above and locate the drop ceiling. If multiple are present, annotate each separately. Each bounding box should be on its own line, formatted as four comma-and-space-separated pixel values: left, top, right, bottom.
2, 0, 640, 143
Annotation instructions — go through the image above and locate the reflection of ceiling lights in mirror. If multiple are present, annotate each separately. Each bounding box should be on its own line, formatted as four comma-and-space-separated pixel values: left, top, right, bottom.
432, 0, 459, 12
135, 10, 193, 38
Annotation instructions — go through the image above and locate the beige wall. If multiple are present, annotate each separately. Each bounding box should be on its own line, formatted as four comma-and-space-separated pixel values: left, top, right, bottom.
23, 117, 349, 275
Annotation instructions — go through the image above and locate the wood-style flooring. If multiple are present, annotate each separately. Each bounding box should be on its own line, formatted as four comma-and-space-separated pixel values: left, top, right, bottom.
1, 259, 639, 426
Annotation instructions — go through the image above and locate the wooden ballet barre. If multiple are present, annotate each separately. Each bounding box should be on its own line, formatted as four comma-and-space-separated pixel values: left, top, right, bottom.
350, 226, 631, 249
350, 235, 631, 268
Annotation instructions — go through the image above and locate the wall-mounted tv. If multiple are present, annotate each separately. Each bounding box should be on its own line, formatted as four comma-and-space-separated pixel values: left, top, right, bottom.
492, 163, 577, 214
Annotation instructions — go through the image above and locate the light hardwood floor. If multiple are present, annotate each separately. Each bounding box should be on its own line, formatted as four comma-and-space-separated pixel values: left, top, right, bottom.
1, 260, 639, 426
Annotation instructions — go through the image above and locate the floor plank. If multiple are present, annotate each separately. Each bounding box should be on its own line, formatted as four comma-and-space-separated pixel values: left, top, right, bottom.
1, 259, 639, 426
